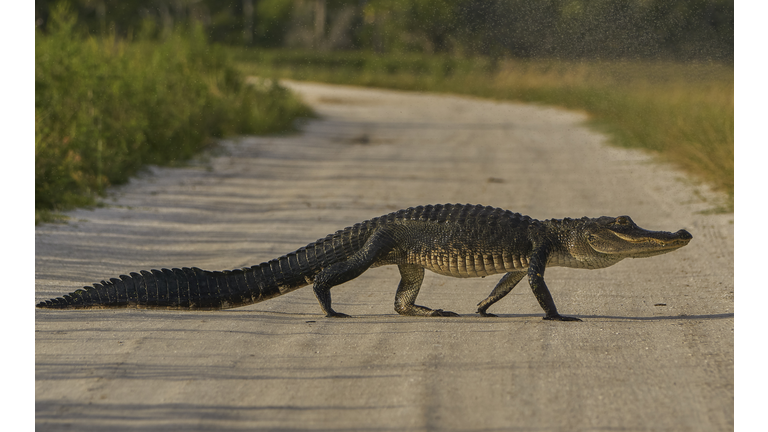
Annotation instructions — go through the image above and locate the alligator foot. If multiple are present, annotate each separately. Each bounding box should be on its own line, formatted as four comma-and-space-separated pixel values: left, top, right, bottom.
476, 310, 498, 317
429, 309, 460, 317
326, 311, 352, 318
395, 304, 460, 317
543, 314, 582, 322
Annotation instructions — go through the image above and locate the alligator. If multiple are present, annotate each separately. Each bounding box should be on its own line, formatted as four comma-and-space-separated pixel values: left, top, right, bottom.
36, 204, 692, 321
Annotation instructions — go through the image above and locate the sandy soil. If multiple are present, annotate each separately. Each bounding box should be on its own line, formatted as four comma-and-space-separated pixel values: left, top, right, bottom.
35, 81, 733, 431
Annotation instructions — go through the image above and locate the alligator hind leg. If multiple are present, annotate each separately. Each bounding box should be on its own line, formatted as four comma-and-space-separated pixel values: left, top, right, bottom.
476, 271, 525, 317
313, 229, 396, 318
394, 264, 460, 317
314, 259, 377, 318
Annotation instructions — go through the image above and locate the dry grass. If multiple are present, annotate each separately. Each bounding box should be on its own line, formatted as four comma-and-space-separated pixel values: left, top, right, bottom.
489, 59, 733, 199
236, 50, 733, 209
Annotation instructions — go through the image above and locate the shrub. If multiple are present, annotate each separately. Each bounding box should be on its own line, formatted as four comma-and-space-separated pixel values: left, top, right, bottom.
35, 4, 311, 223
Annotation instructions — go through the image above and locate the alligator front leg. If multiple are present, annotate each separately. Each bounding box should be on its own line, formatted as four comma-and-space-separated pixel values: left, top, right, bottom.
394, 264, 459, 317
528, 247, 581, 322
476, 271, 525, 317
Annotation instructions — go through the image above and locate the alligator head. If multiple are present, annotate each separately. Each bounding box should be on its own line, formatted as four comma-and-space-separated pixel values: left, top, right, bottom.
562, 215, 692, 269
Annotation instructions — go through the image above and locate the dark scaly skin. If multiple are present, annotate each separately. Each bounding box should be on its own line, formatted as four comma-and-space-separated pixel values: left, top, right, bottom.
36, 204, 693, 321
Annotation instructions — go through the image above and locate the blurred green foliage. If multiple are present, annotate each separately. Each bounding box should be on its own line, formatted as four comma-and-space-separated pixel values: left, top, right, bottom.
35, 0, 733, 61
34, 0, 733, 220
35, 3, 312, 223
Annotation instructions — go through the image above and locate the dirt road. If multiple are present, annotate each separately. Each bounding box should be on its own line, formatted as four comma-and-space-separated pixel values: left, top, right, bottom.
35, 81, 734, 431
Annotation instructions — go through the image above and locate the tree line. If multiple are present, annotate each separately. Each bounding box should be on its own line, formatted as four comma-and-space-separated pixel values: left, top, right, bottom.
35, 0, 733, 61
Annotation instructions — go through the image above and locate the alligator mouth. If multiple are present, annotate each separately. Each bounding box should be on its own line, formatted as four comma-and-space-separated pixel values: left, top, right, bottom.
606, 229, 692, 257
613, 230, 692, 248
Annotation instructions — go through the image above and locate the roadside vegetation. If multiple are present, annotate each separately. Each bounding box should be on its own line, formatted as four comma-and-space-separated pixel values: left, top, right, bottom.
36, 1, 733, 215
235, 50, 733, 209
35, 6, 312, 224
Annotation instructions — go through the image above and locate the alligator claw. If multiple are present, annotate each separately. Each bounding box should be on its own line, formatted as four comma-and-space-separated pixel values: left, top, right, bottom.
543, 314, 582, 322
326, 312, 352, 318
477, 311, 498, 317
430, 309, 460, 317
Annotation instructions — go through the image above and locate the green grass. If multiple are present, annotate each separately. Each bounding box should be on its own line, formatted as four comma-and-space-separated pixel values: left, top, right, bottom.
35, 7, 312, 224
235, 49, 733, 210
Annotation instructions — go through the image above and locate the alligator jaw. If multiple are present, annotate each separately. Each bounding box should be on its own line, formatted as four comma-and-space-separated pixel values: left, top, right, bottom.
609, 229, 692, 258
585, 216, 692, 259
611, 229, 692, 253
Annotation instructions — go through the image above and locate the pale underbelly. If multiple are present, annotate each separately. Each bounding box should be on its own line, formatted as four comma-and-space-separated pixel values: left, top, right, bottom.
406, 251, 530, 278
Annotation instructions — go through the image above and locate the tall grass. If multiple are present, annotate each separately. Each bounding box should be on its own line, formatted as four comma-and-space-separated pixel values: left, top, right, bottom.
236, 50, 733, 209
490, 61, 734, 203
35, 6, 312, 223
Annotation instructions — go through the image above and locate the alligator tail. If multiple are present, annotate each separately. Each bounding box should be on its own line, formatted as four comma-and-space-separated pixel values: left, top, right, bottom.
35, 253, 318, 310
36, 218, 383, 310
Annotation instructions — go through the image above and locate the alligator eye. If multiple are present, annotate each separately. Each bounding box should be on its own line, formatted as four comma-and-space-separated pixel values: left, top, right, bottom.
615, 217, 629, 225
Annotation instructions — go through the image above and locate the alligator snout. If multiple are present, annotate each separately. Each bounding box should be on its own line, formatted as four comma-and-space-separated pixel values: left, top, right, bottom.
675, 229, 693, 241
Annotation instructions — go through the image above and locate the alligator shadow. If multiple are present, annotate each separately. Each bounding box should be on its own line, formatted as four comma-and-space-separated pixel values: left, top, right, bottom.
36, 399, 405, 432
504, 312, 735, 321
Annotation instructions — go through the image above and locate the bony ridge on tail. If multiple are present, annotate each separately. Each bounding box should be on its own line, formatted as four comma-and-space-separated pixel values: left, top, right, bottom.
37, 204, 692, 321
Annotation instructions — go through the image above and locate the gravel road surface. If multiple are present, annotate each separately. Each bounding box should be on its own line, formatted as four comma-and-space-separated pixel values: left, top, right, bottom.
35, 81, 734, 431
